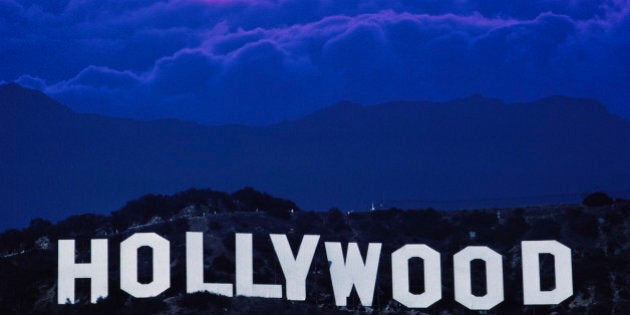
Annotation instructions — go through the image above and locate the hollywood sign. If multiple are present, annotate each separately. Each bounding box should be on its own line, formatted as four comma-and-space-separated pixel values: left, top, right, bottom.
58, 232, 573, 310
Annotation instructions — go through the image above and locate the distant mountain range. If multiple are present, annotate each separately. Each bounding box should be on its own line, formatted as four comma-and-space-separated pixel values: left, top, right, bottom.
1, 83, 630, 229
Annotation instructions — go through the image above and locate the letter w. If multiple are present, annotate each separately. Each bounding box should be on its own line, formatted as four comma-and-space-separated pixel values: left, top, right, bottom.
325, 242, 381, 306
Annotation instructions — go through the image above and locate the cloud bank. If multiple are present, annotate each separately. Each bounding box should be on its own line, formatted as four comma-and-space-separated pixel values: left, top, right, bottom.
2, 0, 629, 124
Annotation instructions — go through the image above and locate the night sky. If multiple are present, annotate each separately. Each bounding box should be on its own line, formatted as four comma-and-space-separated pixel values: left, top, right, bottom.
1, 0, 629, 124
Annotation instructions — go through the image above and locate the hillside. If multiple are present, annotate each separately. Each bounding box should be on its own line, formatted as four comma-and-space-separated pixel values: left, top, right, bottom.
0, 188, 628, 314
2, 83, 630, 229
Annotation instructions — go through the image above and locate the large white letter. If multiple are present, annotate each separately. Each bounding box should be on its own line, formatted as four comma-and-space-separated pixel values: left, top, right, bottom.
235, 233, 282, 298
325, 242, 381, 307
120, 233, 170, 298
391, 244, 442, 308
270, 234, 319, 301
522, 240, 573, 305
186, 232, 233, 296
453, 246, 504, 310
58, 239, 108, 304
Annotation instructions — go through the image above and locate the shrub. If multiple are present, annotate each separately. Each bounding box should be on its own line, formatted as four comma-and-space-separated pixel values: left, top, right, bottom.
582, 192, 613, 207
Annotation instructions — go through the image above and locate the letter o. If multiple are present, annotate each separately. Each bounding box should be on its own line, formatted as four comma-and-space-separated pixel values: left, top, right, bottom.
391, 244, 442, 308
120, 233, 171, 298
453, 246, 504, 310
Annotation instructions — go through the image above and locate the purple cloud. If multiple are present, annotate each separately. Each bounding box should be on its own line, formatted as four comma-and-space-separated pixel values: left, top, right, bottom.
3, 0, 630, 124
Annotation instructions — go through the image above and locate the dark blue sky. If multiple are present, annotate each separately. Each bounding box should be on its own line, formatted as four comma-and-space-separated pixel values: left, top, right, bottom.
1, 0, 629, 124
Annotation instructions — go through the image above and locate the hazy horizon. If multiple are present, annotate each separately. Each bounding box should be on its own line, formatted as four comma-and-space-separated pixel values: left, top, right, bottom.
2, 83, 630, 229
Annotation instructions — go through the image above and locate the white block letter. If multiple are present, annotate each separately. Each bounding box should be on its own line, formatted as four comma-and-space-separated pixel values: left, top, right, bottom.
391, 244, 442, 308
235, 233, 282, 298
454, 246, 504, 310
58, 239, 108, 304
325, 242, 381, 306
270, 234, 319, 301
120, 233, 170, 298
186, 232, 233, 296
522, 240, 573, 305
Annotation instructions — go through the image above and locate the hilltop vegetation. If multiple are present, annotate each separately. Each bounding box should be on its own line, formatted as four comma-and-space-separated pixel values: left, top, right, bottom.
0, 188, 628, 314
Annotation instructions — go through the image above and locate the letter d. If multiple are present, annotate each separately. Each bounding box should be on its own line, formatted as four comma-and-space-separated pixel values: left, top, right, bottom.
522, 240, 573, 305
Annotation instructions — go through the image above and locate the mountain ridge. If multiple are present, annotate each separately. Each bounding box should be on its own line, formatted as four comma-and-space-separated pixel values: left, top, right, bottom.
2, 83, 629, 229
2, 83, 621, 126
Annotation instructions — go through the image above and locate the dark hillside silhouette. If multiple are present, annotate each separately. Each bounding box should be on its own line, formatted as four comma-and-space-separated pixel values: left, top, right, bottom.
0, 187, 628, 314
2, 83, 630, 228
